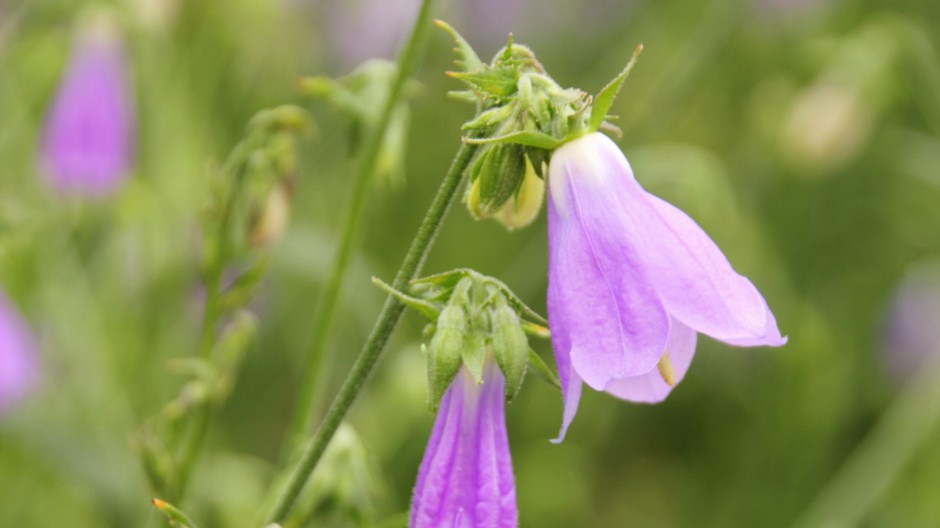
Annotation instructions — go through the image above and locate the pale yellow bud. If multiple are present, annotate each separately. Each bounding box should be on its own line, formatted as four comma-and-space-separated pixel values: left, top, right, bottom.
492, 157, 545, 230
250, 184, 291, 248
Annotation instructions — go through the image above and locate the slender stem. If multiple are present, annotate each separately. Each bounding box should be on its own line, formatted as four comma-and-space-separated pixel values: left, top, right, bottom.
285, 0, 441, 451
168, 270, 222, 503
266, 142, 476, 525
792, 353, 940, 528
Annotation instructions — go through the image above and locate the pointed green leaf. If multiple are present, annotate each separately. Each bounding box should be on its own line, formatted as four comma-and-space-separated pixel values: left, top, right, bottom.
588, 43, 643, 132
372, 277, 441, 321
434, 20, 483, 72
463, 130, 561, 150
481, 277, 548, 325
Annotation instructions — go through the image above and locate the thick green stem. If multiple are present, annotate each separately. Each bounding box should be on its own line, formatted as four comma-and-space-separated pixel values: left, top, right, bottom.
266, 142, 476, 525
285, 0, 441, 449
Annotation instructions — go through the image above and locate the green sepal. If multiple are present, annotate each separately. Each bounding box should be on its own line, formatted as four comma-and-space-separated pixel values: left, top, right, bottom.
447, 69, 519, 100
463, 130, 562, 150
427, 303, 468, 411
527, 348, 561, 390
475, 144, 527, 215
372, 277, 441, 321
461, 333, 487, 385
526, 147, 551, 179
587, 43, 643, 132
490, 297, 529, 401
481, 277, 548, 326
434, 19, 483, 73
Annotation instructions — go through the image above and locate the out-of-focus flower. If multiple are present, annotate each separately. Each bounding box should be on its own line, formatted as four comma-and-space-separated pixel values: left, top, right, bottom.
0, 291, 38, 413
39, 17, 134, 196
546, 132, 785, 440
779, 20, 898, 173
410, 362, 516, 528
881, 262, 940, 383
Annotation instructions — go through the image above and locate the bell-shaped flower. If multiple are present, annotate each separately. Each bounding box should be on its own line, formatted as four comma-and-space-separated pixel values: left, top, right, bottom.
546, 132, 786, 440
0, 292, 39, 413
410, 362, 517, 528
39, 19, 134, 196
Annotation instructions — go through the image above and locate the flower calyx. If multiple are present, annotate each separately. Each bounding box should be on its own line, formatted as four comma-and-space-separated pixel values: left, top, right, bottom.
373, 268, 556, 410
437, 20, 642, 228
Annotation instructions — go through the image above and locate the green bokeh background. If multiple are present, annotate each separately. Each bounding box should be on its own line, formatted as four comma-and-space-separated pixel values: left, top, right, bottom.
2, 0, 940, 526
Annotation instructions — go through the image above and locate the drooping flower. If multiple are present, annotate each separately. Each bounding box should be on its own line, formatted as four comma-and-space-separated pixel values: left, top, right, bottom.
0, 291, 39, 413
410, 362, 517, 528
546, 132, 786, 440
39, 19, 134, 196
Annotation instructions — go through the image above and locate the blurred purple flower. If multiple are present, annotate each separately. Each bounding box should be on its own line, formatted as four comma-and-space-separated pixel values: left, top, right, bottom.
0, 291, 38, 413
39, 23, 134, 196
546, 132, 785, 440
882, 263, 940, 383
410, 363, 516, 528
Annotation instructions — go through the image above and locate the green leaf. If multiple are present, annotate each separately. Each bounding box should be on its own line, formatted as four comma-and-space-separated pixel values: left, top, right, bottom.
481, 277, 548, 325
588, 43, 643, 132
463, 130, 562, 150
372, 277, 441, 321
434, 20, 483, 72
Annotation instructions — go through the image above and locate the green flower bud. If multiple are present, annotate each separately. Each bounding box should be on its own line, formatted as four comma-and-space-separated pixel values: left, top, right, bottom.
466, 143, 527, 219
427, 302, 468, 410
490, 295, 529, 401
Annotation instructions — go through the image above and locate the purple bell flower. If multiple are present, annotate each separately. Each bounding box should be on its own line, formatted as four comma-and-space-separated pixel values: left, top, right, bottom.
546, 132, 785, 440
39, 22, 134, 196
0, 292, 38, 413
410, 363, 517, 528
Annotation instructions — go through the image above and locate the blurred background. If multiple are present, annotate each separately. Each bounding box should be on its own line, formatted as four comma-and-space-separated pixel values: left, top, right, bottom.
2, 0, 940, 526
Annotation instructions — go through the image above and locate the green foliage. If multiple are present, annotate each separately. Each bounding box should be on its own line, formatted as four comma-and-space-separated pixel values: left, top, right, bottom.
3, 1, 940, 527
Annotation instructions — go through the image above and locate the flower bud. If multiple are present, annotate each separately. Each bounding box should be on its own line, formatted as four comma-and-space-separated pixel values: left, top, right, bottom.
467, 143, 527, 218
427, 301, 468, 410
492, 154, 545, 229
490, 295, 529, 401
249, 183, 291, 248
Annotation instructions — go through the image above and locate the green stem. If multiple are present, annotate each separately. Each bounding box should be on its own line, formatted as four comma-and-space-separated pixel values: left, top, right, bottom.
168, 271, 222, 503
266, 142, 476, 525
285, 0, 440, 451
792, 353, 940, 528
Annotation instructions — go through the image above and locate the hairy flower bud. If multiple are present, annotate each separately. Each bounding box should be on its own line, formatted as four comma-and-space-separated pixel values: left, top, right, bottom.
427, 298, 469, 410
490, 295, 529, 400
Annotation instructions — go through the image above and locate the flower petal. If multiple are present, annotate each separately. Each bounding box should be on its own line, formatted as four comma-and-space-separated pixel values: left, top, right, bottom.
605, 317, 697, 403
544, 292, 582, 443
564, 132, 784, 347
640, 192, 785, 346
410, 366, 517, 528
546, 135, 670, 393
